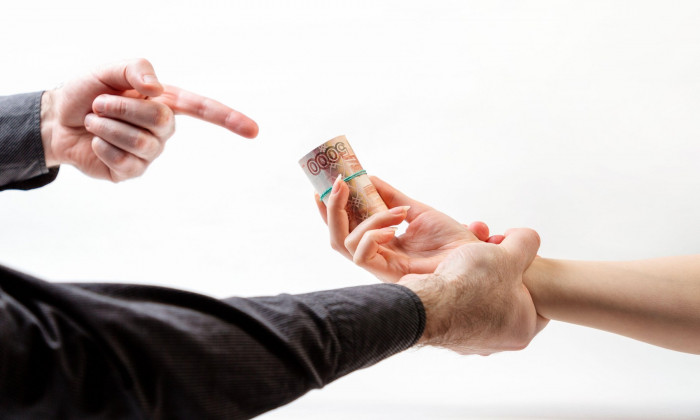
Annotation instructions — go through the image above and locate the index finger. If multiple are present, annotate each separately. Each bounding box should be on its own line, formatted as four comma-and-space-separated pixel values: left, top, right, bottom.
370, 176, 432, 222
153, 85, 259, 138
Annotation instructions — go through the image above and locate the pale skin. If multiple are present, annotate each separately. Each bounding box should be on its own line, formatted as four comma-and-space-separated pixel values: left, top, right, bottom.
317, 176, 548, 355
399, 229, 547, 355
37, 59, 699, 354
40, 58, 258, 181
33, 58, 548, 355
525, 257, 700, 354
317, 176, 700, 354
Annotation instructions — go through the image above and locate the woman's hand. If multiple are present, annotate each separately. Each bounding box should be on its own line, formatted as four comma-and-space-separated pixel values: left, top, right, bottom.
316, 175, 488, 283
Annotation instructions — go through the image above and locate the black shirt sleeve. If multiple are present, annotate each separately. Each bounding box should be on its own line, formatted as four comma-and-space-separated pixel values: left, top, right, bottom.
0, 264, 425, 419
0, 92, 59, 191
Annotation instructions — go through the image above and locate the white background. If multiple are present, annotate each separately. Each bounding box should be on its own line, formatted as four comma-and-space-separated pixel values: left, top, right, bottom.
1, 1, 699, 418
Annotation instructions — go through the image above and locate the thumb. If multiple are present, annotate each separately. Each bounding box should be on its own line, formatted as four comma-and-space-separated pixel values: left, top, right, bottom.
433, 243, 475, 277
501, 228, 541, 272
93, 58, 164, 97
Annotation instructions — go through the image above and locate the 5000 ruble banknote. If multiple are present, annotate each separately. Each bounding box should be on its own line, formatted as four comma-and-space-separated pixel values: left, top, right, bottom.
299, 135, 387, 229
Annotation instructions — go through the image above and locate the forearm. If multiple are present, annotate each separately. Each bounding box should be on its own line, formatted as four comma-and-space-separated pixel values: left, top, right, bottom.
0, 265, 423, 418
525, 256, 700, 354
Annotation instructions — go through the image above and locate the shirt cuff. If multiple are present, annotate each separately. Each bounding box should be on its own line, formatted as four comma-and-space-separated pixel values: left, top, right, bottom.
300, 283, 426, 381
0, 91, 59, 191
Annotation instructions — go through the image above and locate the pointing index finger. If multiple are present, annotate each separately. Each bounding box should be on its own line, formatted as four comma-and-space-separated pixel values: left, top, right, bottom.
154, 85, 259, 138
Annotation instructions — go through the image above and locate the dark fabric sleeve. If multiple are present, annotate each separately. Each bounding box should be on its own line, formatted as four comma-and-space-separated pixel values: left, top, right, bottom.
0, 92, 59, 191
0, 265, 425, 419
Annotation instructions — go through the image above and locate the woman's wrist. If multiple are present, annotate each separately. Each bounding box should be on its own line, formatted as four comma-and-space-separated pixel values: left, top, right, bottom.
523, 257, 560, 320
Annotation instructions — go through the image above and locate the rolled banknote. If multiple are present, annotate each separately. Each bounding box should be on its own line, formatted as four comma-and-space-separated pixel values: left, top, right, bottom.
300, 135, 388, 229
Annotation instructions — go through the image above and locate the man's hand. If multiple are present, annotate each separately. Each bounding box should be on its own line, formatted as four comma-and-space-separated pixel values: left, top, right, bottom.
40, 58, 258, 182
400, 228, 549, 355
316, 175, 490, 283
315, 176, 549, 353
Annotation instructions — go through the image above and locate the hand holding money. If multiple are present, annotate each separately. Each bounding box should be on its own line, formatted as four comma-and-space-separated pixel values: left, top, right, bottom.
300, 136, 388, 231
316, 174, 483, 283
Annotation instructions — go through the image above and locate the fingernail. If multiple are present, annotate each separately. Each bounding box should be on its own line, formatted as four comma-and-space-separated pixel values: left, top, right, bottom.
389, 205, 411, 215
331, 174, 343, 195
383, 227, 398, 234
92, 97, 105, 113
143, 74, 159, 85
84, 113, 96, 128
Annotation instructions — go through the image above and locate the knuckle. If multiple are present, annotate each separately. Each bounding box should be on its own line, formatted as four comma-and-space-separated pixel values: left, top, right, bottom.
132, 165, 146, 178
111, 150, 130, 167
131, 131, 149, 152
115, 98, 129, 116
131, 132, 157, 157
223, 111, 239, 130
151, 142, 164, 159
100, 97, 130, 117
474, 250, 499, 271
195, 98, 211, 118
118, 162, 143, 179
153, 105, 173, 128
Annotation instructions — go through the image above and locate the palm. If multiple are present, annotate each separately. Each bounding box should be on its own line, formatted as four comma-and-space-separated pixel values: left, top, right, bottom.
52, 115, 107, 178
378, 209, 478, 278
319, 175, 486, 283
